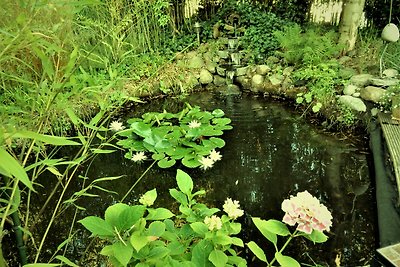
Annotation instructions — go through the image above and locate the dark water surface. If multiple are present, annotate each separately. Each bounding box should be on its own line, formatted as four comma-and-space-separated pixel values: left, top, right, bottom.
37, 92, 376, 266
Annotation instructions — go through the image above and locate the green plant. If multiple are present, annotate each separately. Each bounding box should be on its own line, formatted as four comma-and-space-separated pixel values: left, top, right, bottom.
116, 104, 232, 169
248, 191, 332, 267
79, 169, 247, 267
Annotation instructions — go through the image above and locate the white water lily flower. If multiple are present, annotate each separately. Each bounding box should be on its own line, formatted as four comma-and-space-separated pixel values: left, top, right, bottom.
199, 156, 214, 170
188, 120, 201, 128
209, 149, 222, 162
131, 151, 147, 163
204, 215, 222, 231
223, 198, 244, 220
109, 121, 125, 132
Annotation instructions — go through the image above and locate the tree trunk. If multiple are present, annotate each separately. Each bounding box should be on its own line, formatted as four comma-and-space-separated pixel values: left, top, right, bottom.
338, 0, 366, 53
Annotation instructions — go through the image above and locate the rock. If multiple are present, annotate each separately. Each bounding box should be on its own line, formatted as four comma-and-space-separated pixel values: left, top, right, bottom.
206, 62, 217, 74
383, 68, 399, 78
236, 66, 248, 76
217, 50, 229, 59
338, 56, 352, 65
283, 67, 294, 76
269, 74, 283, 86
188, 56, 205, 69
353, 92, 361, 97
252, 74, 264, 91
236, 76, 251, 90
203, 52, 214, 62
256, 65, 271, 75
343, 84, 359, 95
339, 95, 367, 112
266, 56, 280, 64
175, 52, 184, 60
339, 67, 357, 79
199, 69, 213, 84
213, 75, 226, 86
225, 84, 241, 95
370, 78, 399, 87
350, 74, 373, 86
382, 23, 399, 42
186, 73, 200, 88
186, 51, 197, 59
216, 66, 226, 77
360, 86, 386, 103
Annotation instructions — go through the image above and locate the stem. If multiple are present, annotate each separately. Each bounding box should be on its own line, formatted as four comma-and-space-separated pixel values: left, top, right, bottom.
121, 161, 156, 202
268, 230, 298, 267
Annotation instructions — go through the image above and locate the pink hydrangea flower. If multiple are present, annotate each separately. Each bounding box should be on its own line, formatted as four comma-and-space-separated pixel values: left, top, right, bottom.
281, 191, 332, 234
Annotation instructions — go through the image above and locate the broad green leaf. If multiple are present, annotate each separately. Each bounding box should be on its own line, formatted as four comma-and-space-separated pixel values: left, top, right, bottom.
152, 153, 165, 160
213, 234, 232, 246
252, 217, 277, 245
176, 169, 193, 196
169, 189, 188, 205
212, 109, 225, 117
55, 255, 79, 267
182, 156, 201, 168
148, 221, 165, 237
304, 230, 328, 243
130, 234, 149, 252
212, 118, 231, 126
209, 137, 225, 148
209, 250, 228, 267
146, 208, 174, 220
113, 241, 133, 266
105, 204, 145, 231
231, 237, 244, 247
0, 148, 34, 191
275, 252, 300, 267
158, 158, 176, 168
65, 108, 82, 126
13, 131, 80, 146
247, 241, 267, 263
141, 189, 157, 206
190, 222, 208, 236
263, 219, 290, 236
148, 246, 170, 260
191, 240, 213, 267
131, 122, 152, 138
105, 203, 129, 228
78, 216, 114, 237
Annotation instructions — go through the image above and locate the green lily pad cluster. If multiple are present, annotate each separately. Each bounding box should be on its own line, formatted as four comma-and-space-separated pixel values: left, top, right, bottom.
116, 104, 232, 169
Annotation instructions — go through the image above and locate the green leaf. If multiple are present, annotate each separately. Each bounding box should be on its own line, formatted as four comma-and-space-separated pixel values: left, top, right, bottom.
104, 203, 145, 231
275, 252, 300, 267
148, 221, 165, 237
141, 189, 157, 206
91, 148, 116, 154
247, 241, 267, 263
312, 102, 322, 113
169, 189, 188, 205
176, 169, 193, 196
131, 121, 152, 138
212, 109, 225, 117
252, 217, 277, 245
231, 237, 244, 247
209, 137, 225, 148
13, 131, 80, 146
146, 208, 174, 220
148, 246, 170, 260
209, 250, 228, 267
263, 219, 290, 236
191, 240, 213, 267
0, 148, 34, 191
182, 156, 201, 168
105, 203, 129, 228
65, 108, 82, 126
158, 158, 176, 168
23, 264, 60, 267
190, 222, 209, 237
130, 234, 149, 252
213, 234, 232, 246
304, 230, 328, 243
55, 255, 79, 267
113, 241, 133, 266
78, 216, 114, 237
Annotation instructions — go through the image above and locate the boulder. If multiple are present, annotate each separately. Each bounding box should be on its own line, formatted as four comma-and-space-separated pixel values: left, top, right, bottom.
213, 75, 226, 86
383, 68, 399, 78
343, 84, 359, 96
216, 66, 226, 77
269, 74, 283, 86
360, 86, 386, 103
199, 69, 213, 84
188, 56, 205, 69
252, 74, 264, 87
206, 62, 217, 74
339, 95, 367, 112
217, 50, 229, 59
350, 74, 373, 87
256, 65, 271, 75
370, 78, 399, 87
266, 56, 280, 64
236, 66, 248, 76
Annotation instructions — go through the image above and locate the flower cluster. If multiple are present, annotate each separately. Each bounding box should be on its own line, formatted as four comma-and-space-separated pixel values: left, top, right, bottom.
109, 121, 125, 132
204, 215, 222, 231
188, 120, 201, 129
131, 151, 147, 163
281, 191, 332, 234
139, 194, 155, 206
223, 198, 244, 220
199, 149, 222, 170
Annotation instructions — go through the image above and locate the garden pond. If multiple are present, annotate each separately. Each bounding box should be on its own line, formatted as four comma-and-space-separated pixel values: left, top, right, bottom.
32, 91, 376, 266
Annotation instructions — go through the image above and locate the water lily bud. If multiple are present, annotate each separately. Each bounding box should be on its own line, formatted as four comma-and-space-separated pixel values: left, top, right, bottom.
382, 23, 399, 42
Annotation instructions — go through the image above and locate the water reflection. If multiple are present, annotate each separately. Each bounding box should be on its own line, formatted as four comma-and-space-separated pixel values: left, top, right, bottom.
37, 92, 376, 266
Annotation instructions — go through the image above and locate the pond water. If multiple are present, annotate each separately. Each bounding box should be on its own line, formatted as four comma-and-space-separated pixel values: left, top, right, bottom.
34, 91, 376, 266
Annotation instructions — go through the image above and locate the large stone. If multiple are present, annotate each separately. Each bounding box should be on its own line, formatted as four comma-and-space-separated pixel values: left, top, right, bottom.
256, 65, 271, 75
213, 75, 226, 86
350, 74, 373, 86
252, 74, 264, 87
236, 66, 248, 76
283, 66, 295, 76
188, 56, 205, 69
199, 69, 213, 84
370, 78, 399, 87
339, 95, 367, 112
360, 86, 386, 103
266, 56, 280, 64
269, 74, 283, 86
343, 84, 359, 96
216, 66, 226, 77
217, 50, 229, 59
206, 62, 217, 74
383, 68, 399, 78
